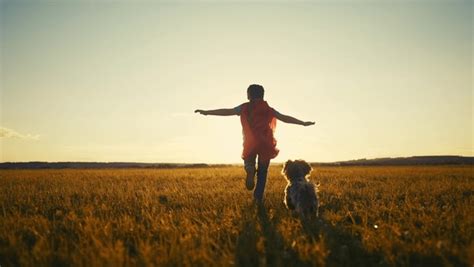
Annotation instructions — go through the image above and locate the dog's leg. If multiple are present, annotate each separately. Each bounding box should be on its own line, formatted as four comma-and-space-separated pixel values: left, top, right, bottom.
285, 190, 295, 210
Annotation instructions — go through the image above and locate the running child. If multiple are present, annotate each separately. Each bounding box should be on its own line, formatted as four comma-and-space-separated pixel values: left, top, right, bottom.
195, 84, 315, 202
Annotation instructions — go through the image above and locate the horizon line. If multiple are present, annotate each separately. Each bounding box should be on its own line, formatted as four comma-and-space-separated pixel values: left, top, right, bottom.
1, 155, 472, 165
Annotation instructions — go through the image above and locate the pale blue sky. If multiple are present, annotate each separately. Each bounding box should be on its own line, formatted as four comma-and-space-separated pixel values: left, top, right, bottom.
1, 0, 472, 163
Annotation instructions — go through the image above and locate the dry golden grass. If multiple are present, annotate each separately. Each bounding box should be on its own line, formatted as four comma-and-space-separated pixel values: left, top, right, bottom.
0, 166, 473, 266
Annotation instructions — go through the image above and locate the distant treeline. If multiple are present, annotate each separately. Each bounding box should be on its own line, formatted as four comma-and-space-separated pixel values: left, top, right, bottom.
312, 156, 474, 166
0, 156, 472, 169
0, 162, 216, 169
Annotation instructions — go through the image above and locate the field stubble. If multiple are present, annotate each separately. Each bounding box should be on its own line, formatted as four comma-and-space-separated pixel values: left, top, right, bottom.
0, 166, 472, 266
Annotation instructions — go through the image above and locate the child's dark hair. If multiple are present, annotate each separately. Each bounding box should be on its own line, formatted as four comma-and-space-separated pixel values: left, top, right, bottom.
247, 84, 264, 100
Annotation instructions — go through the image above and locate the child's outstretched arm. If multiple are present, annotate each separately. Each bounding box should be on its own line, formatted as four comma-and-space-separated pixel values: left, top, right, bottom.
194, 108, 238, 116
275, 112, 315, 126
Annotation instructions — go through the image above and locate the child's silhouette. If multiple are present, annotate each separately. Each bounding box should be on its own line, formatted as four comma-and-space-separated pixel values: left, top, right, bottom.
195, 84, 315, 203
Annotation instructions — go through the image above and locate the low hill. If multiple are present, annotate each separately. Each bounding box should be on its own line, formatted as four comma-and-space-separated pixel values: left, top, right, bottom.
314, 155, 474, 166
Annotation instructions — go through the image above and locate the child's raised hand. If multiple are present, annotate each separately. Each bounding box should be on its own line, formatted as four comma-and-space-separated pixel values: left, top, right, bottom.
303, 121, 315, 126
194, 109, 208, 115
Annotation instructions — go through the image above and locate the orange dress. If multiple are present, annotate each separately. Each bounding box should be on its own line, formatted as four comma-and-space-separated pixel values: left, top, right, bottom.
240, 100, 279, 161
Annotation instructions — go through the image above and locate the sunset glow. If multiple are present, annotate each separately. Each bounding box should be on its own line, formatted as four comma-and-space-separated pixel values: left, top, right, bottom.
1, 1, 472, 163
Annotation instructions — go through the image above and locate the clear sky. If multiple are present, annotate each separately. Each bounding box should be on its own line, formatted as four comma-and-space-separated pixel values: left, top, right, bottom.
1, 0, 472, 163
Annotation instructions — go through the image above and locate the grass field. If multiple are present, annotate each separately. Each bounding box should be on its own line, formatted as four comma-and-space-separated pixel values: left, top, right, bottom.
0, 166, 472, 266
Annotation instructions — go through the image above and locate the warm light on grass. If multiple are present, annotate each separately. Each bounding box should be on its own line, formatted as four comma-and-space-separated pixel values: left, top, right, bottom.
0, 166, 472, 266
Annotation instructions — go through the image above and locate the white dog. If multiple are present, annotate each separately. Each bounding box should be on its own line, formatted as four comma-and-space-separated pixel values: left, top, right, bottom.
282, 160, 319, 217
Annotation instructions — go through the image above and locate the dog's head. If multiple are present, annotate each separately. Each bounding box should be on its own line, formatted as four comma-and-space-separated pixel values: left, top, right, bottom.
282, 160, 312, 182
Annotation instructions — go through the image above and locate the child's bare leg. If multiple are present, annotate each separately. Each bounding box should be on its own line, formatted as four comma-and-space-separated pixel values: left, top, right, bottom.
244, 154, 257, 190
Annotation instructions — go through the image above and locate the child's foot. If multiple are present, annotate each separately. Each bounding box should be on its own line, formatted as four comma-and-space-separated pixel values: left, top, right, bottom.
245, 166, 256, 190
